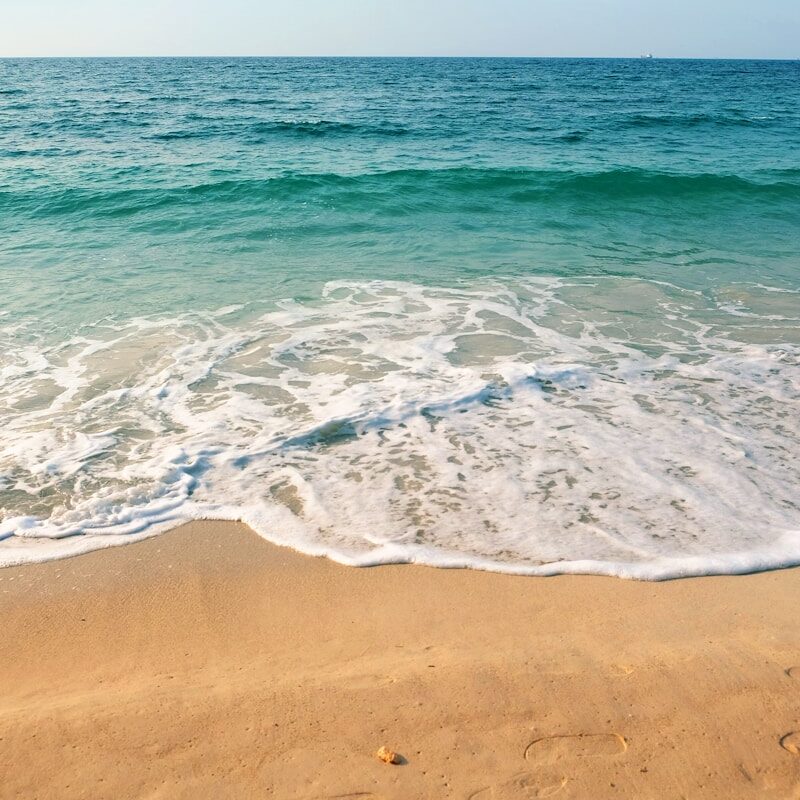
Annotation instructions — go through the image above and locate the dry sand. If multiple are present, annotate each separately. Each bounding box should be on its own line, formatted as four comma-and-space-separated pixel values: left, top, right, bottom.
1, 520, 799, 799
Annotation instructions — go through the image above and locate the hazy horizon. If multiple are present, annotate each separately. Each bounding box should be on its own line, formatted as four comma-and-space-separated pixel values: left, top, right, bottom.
2, 0, 798, 59
1, 55, 799, 60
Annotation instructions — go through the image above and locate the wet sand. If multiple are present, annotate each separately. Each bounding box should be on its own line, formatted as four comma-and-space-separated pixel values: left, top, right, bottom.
1, 520, 799, 799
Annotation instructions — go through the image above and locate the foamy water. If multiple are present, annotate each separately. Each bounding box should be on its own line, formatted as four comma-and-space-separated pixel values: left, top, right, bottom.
2, 276, 798, 578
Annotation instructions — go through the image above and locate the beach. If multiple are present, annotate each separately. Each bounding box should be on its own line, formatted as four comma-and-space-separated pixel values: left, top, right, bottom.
2, 520, 799, 799
1, 56, 799, 799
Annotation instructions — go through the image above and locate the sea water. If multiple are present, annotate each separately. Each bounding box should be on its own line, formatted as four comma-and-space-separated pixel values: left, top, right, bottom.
1, 58, 798, 578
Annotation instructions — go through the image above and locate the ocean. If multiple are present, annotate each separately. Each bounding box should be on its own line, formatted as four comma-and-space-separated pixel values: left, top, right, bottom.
1, 57, 798, 578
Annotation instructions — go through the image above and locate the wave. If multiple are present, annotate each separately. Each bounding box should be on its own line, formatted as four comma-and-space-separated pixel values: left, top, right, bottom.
146, 129, 215, 141
248, 119, 410, 138
4, 166, 798, 221
222, 97, 280, 106
622, 111, 773, 128
1, 277, 798, 579
143, 118, 411, 142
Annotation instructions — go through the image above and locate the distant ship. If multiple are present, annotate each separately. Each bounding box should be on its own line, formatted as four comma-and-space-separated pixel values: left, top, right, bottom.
640, 53, 654, 59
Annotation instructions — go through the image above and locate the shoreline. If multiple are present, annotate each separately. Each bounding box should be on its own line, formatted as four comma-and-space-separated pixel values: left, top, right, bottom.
2, 519, 799, 798
4, 513, 800, 582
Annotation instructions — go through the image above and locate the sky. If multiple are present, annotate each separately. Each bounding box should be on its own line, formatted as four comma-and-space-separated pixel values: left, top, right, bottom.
2, 0, 798, 58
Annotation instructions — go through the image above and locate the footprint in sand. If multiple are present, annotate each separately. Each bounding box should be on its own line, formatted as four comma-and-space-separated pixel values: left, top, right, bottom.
780, 732, 800, 755
524, 733, 627, 762
468, 770, 568, 799
785, 666, 800, 679
468, 733, 627, 799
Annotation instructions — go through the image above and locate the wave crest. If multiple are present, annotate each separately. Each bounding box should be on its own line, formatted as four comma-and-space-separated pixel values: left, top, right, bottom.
5, 166, 798, 220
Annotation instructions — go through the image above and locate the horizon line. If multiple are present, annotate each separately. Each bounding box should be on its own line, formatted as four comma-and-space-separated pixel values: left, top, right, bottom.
1, 54, 798, 61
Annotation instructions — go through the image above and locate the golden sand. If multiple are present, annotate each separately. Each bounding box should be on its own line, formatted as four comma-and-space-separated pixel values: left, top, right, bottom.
2, 521, 799, 798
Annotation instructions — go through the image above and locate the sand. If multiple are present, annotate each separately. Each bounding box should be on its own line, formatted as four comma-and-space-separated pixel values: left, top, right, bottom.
1, 521, 799, 799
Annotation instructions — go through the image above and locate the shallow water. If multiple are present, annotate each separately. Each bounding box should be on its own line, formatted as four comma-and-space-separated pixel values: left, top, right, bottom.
1, 58, 799, 577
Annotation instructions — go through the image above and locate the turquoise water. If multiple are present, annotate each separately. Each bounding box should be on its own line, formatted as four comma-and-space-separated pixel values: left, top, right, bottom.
1, 58, 799, 576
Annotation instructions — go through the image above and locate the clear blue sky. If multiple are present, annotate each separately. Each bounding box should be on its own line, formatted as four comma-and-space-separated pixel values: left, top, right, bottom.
3, 0, 798, 58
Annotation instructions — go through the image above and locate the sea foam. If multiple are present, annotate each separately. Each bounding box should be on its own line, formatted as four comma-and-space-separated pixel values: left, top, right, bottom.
1, 276, 798, 579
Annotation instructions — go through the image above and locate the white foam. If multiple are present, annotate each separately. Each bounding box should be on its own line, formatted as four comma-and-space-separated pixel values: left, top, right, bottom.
1, 276, 799, 579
